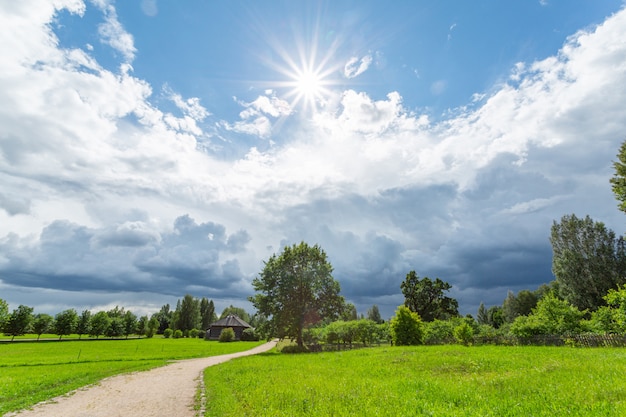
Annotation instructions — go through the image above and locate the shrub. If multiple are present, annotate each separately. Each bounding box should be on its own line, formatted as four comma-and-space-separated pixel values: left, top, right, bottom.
189, 329, 199, 338
241, 328, 259, 341
390, 305, 424, 346
423, 319, 456, 345
163, 328, 173, 338
219, 327, 235, 342
173, 329, 183, 339
454, 321, 474, 346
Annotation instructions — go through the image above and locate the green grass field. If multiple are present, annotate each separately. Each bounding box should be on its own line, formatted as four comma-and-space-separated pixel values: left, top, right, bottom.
0, 336, 264, 415
203, 345, 626, 416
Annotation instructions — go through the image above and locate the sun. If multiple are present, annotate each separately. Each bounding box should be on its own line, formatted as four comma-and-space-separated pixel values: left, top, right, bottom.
257, 32, 343, 115
295, 69, 322, 99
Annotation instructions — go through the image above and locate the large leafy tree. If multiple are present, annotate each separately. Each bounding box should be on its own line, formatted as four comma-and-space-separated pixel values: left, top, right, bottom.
89, 311, 111, 339
249, 242, 344, 347
610, 139, 626, 213
550, 214, 626, 311
400, 271, 459, 321
54, 309, 78, 340
4, 305, 34, 341
32, 313, 54, 340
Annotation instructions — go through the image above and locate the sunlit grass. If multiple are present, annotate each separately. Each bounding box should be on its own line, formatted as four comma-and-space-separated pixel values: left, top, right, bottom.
0, 337, 264, 415
204, 345, 626, 416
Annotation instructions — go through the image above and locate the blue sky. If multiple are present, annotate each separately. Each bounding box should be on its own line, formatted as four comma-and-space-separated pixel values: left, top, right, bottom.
1, 0, 626, 320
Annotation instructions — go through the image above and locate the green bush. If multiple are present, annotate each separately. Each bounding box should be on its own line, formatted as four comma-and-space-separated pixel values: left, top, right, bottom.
390, 305, 424, 346
219, 327, 235, 342
163, 328, 173, 338
173, 329, 183, 339
454, 321, 474, 346
189, 329, 199, 338
423, 319, 456, 345
241, 328, 259, 341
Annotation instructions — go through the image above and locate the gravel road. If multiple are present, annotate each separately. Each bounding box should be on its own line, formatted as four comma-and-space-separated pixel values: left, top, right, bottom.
6, 340, 278, 417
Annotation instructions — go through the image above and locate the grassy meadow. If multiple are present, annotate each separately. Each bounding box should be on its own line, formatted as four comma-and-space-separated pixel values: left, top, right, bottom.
203, 344, 626, 416
0, 336, 264, 415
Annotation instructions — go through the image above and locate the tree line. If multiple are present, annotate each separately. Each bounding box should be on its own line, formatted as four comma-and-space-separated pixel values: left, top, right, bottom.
0, 295, 224, 341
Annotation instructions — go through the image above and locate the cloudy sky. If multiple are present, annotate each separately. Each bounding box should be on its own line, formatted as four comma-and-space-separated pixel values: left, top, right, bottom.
2, 0, 626, 320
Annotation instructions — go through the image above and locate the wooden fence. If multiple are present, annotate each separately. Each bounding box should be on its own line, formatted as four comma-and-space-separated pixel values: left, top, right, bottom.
474, 334, 626, 347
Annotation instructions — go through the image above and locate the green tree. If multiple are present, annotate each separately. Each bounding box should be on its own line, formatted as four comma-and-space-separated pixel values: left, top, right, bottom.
476, 302, 489, 325
146, 316, 159, 338
136, 315, 148, 336
342, 303, 358, 321
390, 305, 424, 346
610, 139, 626, 213
153, 304, 172, 334
591, 284, 626, 334
32, 313, 54, 340
89, 311, 111, 339
400, 271, 459, 321
106, 317, 124, 337
503, 289, 539, 323
249, 242, 344, 347
76, 310, 91, 339
4, 305, 34, 341
367, 304, 383, 324
176, 294, 200, 333
200, 298, 216, 329
123, 310, 137, 338
550, 214, 626, 311
486, 305, 505, 329
54, 309, 78, 340
0, 299, 8, 330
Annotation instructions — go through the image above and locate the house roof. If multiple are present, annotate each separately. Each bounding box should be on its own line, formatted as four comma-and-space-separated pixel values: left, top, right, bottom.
209, 314, 252, 328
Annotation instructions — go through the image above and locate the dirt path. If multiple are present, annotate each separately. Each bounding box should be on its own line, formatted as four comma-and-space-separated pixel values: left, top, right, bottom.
7, 340, 278, 417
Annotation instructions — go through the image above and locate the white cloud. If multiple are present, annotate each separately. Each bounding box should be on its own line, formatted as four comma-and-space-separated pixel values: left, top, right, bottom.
90, 0, 137, 62
344, 54, 373, 79
220, 94, 291, 139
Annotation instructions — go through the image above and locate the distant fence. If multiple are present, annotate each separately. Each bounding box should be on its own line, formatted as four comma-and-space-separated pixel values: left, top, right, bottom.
474, 334, 626, 347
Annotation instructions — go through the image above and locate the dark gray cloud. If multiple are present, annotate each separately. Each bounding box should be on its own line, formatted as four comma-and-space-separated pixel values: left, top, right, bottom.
0, 215, 251, 299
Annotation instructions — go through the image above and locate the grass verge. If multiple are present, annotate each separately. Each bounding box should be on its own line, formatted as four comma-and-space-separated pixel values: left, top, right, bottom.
203, 344, 626, 416
0, 337, 264, 415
